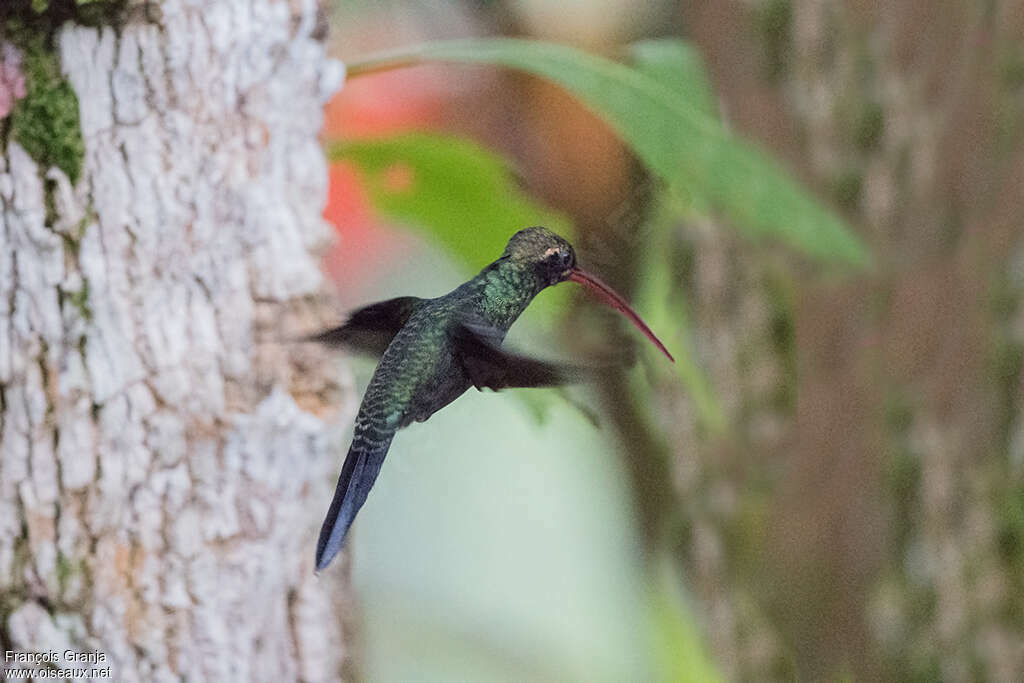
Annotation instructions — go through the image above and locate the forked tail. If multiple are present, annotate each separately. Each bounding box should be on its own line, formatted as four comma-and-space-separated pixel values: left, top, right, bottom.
315, 432, 395, 571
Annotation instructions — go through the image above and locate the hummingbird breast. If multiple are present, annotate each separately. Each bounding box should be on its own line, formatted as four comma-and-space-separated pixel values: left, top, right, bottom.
359, 302, 472, 430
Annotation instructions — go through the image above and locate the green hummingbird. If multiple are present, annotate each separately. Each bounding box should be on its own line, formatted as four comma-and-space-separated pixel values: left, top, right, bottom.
309, 227, 673, 571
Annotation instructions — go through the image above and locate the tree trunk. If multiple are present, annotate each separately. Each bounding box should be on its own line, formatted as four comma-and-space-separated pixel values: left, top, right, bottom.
675, 2, 1024, 681
1, 2, 349, 680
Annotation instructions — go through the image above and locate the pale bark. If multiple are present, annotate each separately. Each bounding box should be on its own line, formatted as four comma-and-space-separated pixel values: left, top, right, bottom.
1, 2, 350, 681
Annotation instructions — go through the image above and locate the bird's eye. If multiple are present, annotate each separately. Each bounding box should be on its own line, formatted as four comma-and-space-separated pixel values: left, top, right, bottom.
544, 248, 574, 278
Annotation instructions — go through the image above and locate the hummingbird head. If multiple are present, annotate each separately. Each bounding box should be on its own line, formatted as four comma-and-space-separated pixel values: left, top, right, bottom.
503, 227, 675, 362
503, 226, 578, 286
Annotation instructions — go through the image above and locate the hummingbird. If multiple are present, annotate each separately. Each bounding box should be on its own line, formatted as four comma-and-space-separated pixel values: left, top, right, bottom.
309, 227, 673, 571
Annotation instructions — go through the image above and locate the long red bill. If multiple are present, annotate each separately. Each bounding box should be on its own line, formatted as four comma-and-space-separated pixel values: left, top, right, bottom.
567, 269, 675, 363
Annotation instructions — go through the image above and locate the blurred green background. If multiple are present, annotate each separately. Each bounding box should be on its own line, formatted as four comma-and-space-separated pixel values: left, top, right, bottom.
321, 1, 1024, 681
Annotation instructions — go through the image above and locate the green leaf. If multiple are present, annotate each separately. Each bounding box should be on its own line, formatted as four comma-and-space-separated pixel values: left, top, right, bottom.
628, 39, 717, 215
629, 39, 718, 120
347, 38, 870, 267
328, 132, 573, 275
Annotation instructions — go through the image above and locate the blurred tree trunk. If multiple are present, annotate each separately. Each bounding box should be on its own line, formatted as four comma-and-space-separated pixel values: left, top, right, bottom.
1, 2, 351, 681
673, 1, 1024, 681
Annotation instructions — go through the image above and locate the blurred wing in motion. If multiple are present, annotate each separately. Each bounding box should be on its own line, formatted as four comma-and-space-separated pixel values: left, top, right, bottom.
302, 296, 424, 357
452, 319, 586, 391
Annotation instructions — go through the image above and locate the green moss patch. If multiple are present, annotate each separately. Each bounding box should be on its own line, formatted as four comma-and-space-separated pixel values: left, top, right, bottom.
8, 39, 84, 183
2, 1, 129, 181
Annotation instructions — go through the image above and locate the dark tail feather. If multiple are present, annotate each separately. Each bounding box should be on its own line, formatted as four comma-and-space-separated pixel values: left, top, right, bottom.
315, 435, 394, 571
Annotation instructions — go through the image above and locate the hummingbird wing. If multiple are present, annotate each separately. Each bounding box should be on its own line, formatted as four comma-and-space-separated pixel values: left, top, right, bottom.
302, 296, 424, 356
452, 320, 585, 391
